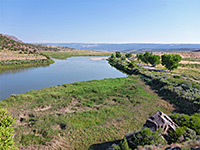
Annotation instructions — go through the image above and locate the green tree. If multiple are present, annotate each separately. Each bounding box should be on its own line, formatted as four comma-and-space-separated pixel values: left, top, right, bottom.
0, 108, 17, 149
148, 55, 161, 66
136, 54, 143, 63
121, 56, 126, 60
138, 52, 153, 65
111, 53, 115, 59
125, 53, 132, 58
161, 54, 182, 71
116, 52, 122, 58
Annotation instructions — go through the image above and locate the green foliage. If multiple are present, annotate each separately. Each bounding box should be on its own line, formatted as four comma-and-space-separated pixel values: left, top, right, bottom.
112, 138, 131, 150
108, 56, 200, 113
136, 54, 143, 63
170, 113, 200, 135
125, 53, 132, 58
111, 53, 115, 59
137, 52, 151, 65
179, 63, 200, 69
136, 52, 160, 66
143, 51, 152, 65
148, 55, 161, 66
161, 54, 182, 71
40, 52, 50, 59
168, 127, 186, 144
131, 128, 166, 148
120, 138, 131, 150
116, 52, 122, 58
183, 127, 197, 141
121, 56, 126, 60
0, 108, 17, 149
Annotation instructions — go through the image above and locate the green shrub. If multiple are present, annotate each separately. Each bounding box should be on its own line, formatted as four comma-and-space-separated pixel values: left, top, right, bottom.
120, 138, 131, 150
170, 113, 200, 135
125, 53, 132, 58
183, 127, 197, 141
116, 52, 122, 58
131, 128, 166, 148
112, 138, 131, 150
148, 55, 161, 66
0, 108, 17, 149
168, 127, 186, 144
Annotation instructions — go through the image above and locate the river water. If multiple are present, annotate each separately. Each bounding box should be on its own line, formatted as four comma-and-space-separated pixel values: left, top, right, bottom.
0, 56, 127, 100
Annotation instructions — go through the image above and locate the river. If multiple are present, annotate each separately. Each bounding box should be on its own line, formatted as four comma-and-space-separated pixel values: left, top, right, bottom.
0, 56, 127, 100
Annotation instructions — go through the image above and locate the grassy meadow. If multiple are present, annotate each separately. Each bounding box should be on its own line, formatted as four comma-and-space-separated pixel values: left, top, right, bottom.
0, 76, 174, 149
42, 51, 113, 59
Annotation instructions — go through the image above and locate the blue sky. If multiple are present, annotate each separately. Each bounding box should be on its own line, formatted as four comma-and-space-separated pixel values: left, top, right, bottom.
0, 0, 199, 43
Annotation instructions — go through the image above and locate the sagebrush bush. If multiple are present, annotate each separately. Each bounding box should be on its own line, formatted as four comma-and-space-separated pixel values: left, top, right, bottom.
130, 128, 166, 148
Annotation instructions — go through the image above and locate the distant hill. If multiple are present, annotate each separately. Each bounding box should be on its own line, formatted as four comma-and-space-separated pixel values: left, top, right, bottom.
40, 43, 200, 52
2, 34, 24, 43
0, 34, 76, 53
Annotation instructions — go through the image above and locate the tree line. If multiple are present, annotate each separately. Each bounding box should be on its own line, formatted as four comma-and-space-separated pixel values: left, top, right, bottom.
137, 52, 182, 71
111, 51, 182, 71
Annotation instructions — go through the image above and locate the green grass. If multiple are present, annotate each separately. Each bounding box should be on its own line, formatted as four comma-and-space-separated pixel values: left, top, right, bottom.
43, 51, 113, 59
182, 58, 200, 62
0, 59, 54, 73
154, 64, 200, 81
0, 76, 173, 150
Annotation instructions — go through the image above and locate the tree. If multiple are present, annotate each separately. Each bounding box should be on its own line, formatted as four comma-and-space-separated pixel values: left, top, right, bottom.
125, 53, 132, 58
121, 56, 126, 60
148, 55, 161, 67
143, 52, 153, 65
111, 53, 115, 59
137, 52, 153, 65
161, 54, 182, 71
116, 52, 122, 58
136, 54, 143, 63
0, 108, 17, 149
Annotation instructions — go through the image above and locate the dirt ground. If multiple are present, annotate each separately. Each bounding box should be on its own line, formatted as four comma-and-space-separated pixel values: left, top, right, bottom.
0, 50, 46, 61
177, 52, 200, 58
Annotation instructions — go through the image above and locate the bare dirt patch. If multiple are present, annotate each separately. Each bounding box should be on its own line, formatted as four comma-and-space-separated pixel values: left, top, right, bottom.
178, 52, 200, 58
34, 105, 51, 112
57, 100, 79, 113
180, 60, 200, 64
0, 50, 46, 61
89, 57, 109, 60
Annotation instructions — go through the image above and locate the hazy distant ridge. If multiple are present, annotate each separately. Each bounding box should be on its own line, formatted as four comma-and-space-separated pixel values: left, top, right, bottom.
40, 43, 200, 51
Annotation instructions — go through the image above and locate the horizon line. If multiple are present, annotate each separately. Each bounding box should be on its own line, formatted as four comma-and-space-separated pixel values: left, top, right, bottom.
33, 42, 200, 44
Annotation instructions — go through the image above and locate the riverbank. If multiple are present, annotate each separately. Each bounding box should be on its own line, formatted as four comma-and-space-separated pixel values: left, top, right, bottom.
108, 56, 200, 114
0, 76, 173, 149
89, 57, 109, 60
0, 56, 126, 100
0, 59, 54, 72
42, 51, 113, 59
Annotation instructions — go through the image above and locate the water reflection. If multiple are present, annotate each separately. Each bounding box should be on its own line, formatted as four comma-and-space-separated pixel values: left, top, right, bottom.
0, 64, 51, 75
0, 57, 127, 100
